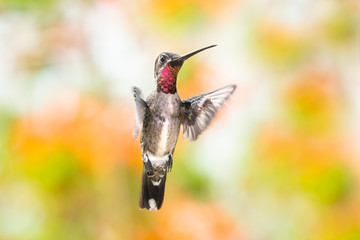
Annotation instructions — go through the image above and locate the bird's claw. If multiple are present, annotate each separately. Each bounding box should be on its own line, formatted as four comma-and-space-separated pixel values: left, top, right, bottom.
144, 154, 153, 175
166, 155, 173, 172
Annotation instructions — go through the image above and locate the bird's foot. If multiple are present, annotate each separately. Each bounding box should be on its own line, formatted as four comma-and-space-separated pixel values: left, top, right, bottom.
144, 154, 153, 175
166, 155, 173, 172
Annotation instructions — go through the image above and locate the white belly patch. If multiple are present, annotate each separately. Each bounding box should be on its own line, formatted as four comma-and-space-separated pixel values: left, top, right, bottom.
157, 120, 169, 155
143, 118, 171, 168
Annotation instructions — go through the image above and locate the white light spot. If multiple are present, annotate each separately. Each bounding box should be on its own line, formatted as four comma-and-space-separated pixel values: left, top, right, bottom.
148, 199, 157, 210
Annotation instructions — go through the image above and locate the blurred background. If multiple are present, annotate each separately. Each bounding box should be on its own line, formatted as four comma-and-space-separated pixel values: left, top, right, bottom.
0, 0, 359, 239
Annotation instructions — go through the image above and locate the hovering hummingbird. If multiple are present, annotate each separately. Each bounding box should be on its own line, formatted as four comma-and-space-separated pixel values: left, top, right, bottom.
133, 45, 236, 210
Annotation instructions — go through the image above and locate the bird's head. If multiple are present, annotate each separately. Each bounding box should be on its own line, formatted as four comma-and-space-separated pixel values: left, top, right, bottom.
154, 45, 217, 94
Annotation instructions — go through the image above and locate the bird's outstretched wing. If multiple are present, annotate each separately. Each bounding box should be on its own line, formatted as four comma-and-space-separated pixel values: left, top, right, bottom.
180, 84, 236, 141
133, 87, 148, 138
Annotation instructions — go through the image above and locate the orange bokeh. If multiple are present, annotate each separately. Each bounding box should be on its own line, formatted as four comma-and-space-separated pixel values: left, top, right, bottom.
11, 94, 141, 177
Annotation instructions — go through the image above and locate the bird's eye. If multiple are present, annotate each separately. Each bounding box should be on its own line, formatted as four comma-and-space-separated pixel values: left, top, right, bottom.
159, 55, 166, 63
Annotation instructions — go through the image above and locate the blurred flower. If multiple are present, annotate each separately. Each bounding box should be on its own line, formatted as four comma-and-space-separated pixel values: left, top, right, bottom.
11, 93, 138, 180
134, 0, 237, 36
282, 69, 341, 133
253, 20, 312, 69
136, 193, 243, 240
321, 6, 358, 47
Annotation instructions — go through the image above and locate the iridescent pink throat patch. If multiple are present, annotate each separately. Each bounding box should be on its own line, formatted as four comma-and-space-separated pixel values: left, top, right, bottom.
157, 64, 180, 94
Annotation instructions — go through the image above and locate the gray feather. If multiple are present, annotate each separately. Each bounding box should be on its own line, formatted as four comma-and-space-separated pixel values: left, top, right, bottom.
180, 84, 236, 141
133, 87, 147, 138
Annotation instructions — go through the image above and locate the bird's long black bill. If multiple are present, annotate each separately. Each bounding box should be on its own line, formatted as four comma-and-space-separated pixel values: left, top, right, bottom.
175, 44, 217, 62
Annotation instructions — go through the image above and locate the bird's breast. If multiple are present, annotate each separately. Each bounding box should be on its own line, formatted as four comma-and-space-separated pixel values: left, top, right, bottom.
142, 91, 181, 156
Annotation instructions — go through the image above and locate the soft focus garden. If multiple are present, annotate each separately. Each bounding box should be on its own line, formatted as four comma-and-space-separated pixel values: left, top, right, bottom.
0, 0, 359, 239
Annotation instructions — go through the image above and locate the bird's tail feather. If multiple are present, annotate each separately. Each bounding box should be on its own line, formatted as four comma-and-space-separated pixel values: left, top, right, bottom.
139, 165, 167, 210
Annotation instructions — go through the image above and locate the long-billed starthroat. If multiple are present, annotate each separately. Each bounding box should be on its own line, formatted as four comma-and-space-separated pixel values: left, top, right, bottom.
133, 45, 236, 210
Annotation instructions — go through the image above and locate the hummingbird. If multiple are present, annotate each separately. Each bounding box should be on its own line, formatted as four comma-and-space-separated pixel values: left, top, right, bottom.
133, 45, 236, 210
